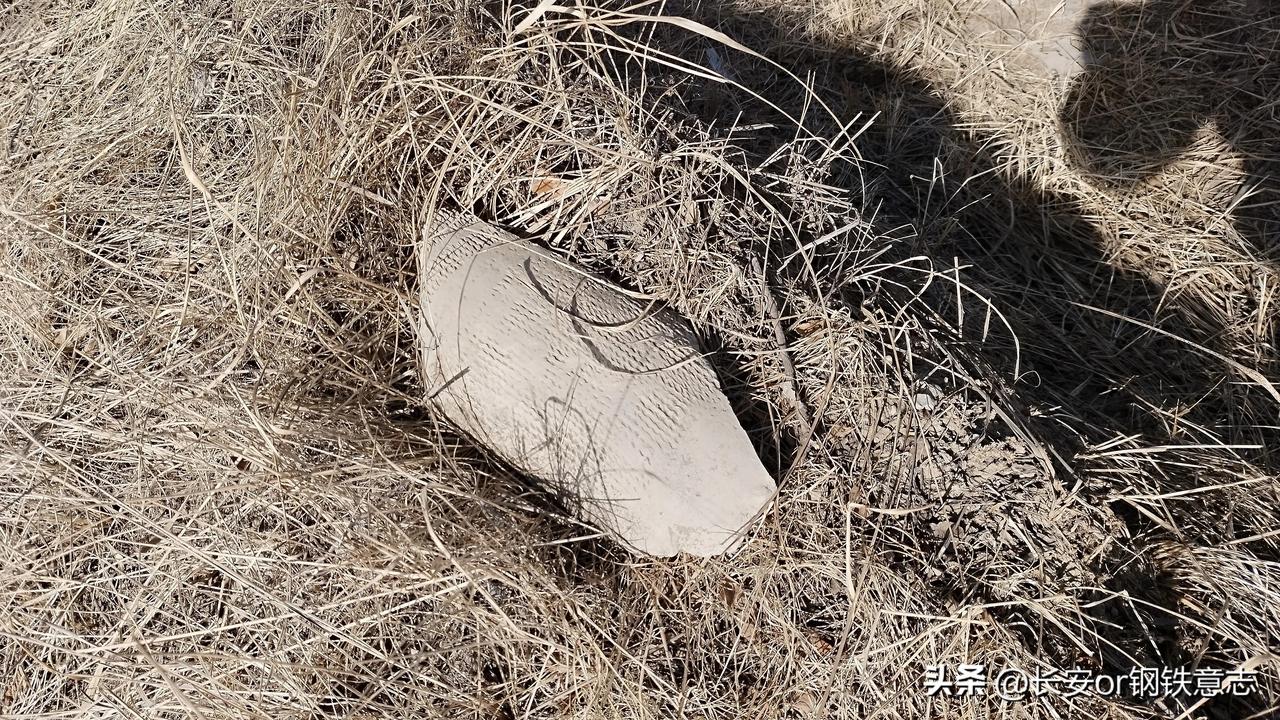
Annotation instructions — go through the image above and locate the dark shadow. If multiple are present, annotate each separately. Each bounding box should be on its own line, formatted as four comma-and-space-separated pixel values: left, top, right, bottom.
1062, 0, 1280, 265
648, 0, 1280, 461
701, 325, 795, 479
638, 1, 1279, 458
592, 0, 1280, 712
588, 1, 1280, 476
385, 1, 1276, 711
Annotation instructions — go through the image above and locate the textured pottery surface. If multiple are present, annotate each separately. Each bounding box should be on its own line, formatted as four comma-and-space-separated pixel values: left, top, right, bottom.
417, 209, 776, 556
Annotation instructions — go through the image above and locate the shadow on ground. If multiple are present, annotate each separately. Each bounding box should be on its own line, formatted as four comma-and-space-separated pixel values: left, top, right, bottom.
1062, 0, 1280, 263
620, 0, 1280, 714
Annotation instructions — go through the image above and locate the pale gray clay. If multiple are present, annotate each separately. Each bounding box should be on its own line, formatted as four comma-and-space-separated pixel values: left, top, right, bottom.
417, 209, 775, 556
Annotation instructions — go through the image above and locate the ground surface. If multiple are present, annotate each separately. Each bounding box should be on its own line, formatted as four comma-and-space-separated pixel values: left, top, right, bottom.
2, 0, 1278, 718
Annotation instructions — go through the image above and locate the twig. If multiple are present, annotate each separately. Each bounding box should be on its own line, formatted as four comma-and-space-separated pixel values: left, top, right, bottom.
750, 255, 814, 456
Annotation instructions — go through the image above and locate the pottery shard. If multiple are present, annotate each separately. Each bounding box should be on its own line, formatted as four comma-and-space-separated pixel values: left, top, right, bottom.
417, 209, 776, 556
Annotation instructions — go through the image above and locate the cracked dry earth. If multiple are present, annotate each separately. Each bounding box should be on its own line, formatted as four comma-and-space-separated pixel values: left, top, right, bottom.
854, 394, 1114, 596
821, 377, 1141, 667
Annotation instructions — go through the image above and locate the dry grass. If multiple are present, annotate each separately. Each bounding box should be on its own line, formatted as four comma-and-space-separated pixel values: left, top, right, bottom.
2, 0, 1278, 717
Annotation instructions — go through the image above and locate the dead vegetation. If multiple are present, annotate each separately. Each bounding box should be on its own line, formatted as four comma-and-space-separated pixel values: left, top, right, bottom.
1, 0, 1277, 717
